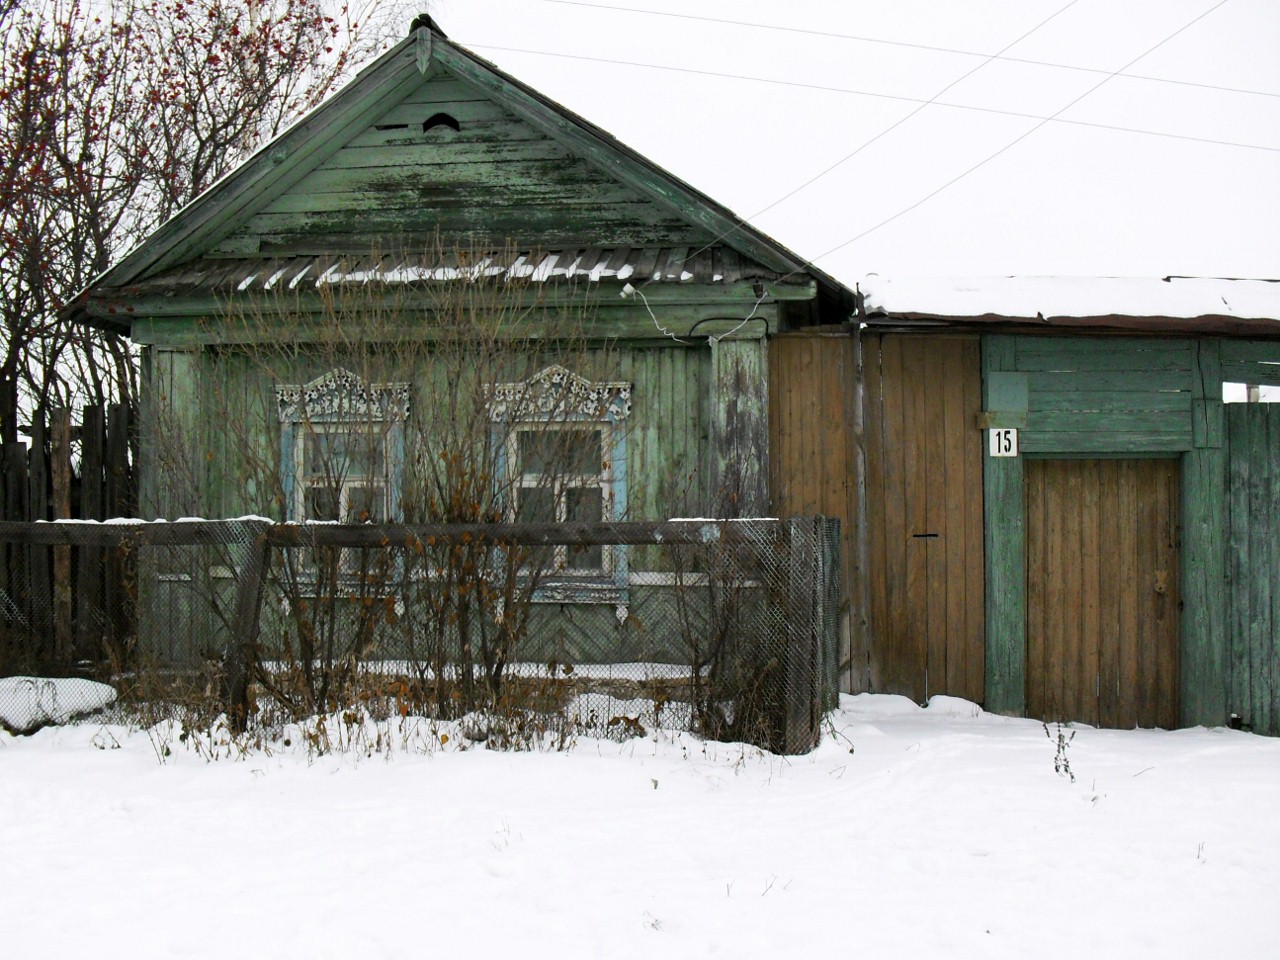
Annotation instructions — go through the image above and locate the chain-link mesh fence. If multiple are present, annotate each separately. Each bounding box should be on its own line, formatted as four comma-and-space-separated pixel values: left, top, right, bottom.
0, 517, 839, 753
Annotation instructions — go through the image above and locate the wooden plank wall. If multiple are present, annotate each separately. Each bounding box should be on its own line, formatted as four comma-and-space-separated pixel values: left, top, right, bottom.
1, 403, 136, 673
624, 345, 711, 571
862, 334, 984, 704
222, 74, 705, 256
1016, 338, 1195, 453
771, 333, 985, 698
983, 334, 1201, 720
768, 333, 863, 689
1025, 458, 1180, 729
1226, 403, 1280, 735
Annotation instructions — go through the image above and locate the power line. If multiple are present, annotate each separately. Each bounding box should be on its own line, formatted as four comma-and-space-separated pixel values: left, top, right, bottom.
468, 43, 1280, 155
669, 0, 1085, 270
739, 0, 1082, 226
802, 0, 1240, 269
531, 0, 1280, 101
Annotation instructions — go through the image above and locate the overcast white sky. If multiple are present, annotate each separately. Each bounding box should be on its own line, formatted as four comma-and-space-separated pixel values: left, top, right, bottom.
422, 0, 1280, 288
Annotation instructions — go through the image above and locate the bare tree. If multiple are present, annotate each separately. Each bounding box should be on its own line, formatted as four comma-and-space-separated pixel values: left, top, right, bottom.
0, 0, 403, 442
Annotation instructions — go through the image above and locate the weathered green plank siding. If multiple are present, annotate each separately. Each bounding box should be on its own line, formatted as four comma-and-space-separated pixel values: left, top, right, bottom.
624, 345, 712, 571
1013, 337, 1195, 455
1181, 340, 1228, 728
983, 334, 1230, 726
982, 337, 1025, 715
1220, 340, 1280, 386
1227, 403, 1280, 735
216, 72, 716, 256
710, 337, 768, 515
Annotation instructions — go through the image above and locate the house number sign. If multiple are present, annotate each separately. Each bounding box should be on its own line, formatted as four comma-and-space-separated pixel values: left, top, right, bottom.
989, 428, 1018, 457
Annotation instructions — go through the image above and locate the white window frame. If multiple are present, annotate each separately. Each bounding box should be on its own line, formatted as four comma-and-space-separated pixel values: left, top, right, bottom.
486, 365, 632, 606
276, 368, 410, 526
291, 421, 394, 524
508, 421, 615, 575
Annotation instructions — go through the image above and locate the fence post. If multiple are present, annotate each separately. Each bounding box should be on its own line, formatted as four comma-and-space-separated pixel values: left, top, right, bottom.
28, 417, 51, 660
818, 517, 842, 713
225, 522, 270, 731
784, 517, 819, 753
6, 442, 30, 658
51, 410, 73, 660
75, 404, 105, 660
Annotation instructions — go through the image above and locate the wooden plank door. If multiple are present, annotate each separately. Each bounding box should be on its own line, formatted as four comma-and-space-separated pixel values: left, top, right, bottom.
1226, 403, 1280, 736
1025, 458, 1180, 728
863, 334, 985, 703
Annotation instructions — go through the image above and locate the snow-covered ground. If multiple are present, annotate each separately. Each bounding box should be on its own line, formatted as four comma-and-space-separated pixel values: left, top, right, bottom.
2, 693, 1277, 958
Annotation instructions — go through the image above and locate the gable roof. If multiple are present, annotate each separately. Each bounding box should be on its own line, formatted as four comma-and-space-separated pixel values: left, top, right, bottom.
67, 18, 853, 331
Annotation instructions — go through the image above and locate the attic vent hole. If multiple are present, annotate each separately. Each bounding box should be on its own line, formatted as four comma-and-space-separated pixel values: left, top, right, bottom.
374, 123, 409, 131
423, 112, 461, 133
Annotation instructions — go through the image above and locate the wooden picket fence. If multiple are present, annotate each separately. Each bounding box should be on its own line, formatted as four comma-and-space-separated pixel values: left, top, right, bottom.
0, 403, 135, 671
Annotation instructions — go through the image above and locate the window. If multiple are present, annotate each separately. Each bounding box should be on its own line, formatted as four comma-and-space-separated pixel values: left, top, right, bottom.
276, 369, 410, 523
298, 424, 391, 523
511, 424, 610, 573
487, 365, 631, 602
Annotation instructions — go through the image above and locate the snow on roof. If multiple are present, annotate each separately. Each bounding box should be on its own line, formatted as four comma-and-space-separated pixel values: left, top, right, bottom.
859, 276, 1280, 322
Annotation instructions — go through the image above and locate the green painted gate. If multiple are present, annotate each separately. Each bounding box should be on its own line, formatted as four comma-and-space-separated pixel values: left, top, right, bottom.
1226, 403, 1280, 735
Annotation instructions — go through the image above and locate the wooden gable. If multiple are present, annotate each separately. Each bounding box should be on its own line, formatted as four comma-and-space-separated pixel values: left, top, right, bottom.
67, 19, 854, 329
211, 70, 709, 258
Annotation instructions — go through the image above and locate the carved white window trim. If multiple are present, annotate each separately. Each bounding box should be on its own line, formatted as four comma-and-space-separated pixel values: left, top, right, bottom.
276, 369, 410, 524
485, 364, 631, 424
276, 368, 410, 425
486, 365, 632, 610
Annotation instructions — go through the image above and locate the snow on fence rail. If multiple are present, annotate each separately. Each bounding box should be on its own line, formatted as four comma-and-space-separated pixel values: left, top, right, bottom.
0, 517, 840, 753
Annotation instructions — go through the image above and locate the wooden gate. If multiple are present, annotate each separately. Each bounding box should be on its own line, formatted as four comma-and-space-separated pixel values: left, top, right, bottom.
1024, 458, 1180, 728
862, 334, 985, 703
1226, 403, 1280, 735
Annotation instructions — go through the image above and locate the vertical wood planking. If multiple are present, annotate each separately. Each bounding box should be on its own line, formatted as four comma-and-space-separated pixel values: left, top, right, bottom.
882, 335, 912, 697
27, 417, 51, 652
862, 334, 889, 693
1079, 460, 1102, 726
1097, 461, 1122, 728
1025, 458, 1180, 728
942, 343, 967, 698
962, 339, 986, 703
1141, 463, 1162, 727
931, 337, 952, 701
1158, 460, 1181, 729
903, 339, 928, 701
853, 334, 984, 703
1116, 462, 1139, 728
767, 333, 861, 690
983, 336, 1026, 715
1226, 403, 1249, 724
51, 410, 73, 659
1181, 339, 1228, 728
844, 336, 867, 692
1268, 406, 1280, 735
1025, 461, 1046, 719
1247, 407, 1273, 733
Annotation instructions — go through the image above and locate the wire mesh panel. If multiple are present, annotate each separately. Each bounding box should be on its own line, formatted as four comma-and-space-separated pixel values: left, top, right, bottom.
0, 518, 840, 752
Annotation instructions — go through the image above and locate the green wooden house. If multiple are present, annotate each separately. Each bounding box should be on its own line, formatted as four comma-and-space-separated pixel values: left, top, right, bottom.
65, 18, 855, 668
771, 276, 1280, 735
